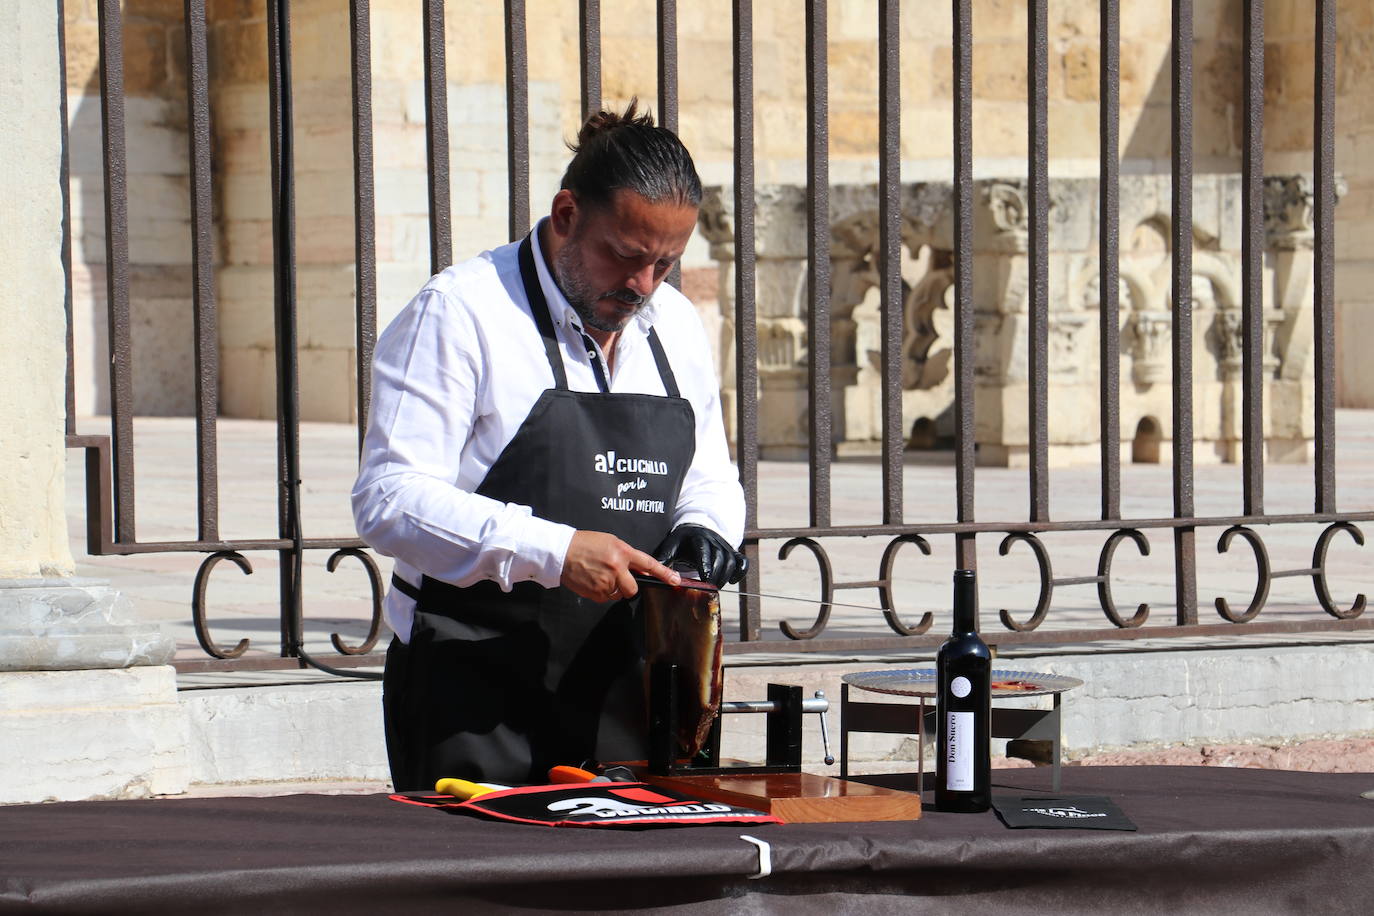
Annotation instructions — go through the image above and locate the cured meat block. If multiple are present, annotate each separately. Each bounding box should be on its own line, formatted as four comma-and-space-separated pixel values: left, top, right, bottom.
641, 579, 723, 759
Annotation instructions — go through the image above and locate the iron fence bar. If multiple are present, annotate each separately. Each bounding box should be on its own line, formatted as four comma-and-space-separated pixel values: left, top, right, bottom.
1314, 0, 1337, 513
69, 434, 114, 554
1269, 566, 1321, 580
743, 511, 1374, 540
878, 0, 903, 526
505, 0, 530, 240
722, 618, 1374, 656
806, 0, 832, 529
1171, 0, 1197, 625
62, 510, 1374, 554
733, 0, 762, 641
423, 0, 451, 273
96, 538, 368, 555
59, 0, 75, 438
97, 0, 136, 543
184, 0, 220, 542
657, 0, 678, 133
657, 0, 681, 289
1027, 0, 1049, 522
580, 0, 601, 118
952, 0, 976, 571
266, 0, 302, 660
1098, 0, 1121, 521
266, 0, 382, 681
351, 0, 377, 446
1241, 0, 1264, 516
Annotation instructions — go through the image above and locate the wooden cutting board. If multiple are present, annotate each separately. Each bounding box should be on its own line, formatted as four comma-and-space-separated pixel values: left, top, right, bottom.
637, 771, 922, 823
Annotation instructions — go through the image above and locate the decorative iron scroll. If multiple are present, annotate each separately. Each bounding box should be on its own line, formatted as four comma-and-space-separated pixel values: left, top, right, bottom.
775, 534, 935, 640
192, 551, 253, 659
777, 538, 833, 639
1215, 526, 1270, 623
1213, 522, 1369, 623
192, 547, 387, 661
1099, 529, 1151, 628
996, 533, 1051, 631
877, 534, 934, 636
325, 548, 385, 655
991, 528, 1152, 632
1313, 522, 1367, 619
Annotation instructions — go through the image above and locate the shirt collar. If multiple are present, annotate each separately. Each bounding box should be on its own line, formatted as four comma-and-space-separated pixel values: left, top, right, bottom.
528, 218, 660, 334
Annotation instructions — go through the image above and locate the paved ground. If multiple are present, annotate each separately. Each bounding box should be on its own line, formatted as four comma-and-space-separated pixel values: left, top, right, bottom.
66, 409, 1374, 674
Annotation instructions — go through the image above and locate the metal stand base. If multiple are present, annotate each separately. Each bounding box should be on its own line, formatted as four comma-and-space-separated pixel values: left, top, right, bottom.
839, 683, 1066, 792
648, 662, 805, 776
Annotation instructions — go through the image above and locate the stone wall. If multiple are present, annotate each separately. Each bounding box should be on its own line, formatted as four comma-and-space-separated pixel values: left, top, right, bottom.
65, 0, 196, 416
700, 174, 1324, 464
60, 1, 1374, 421
206, 0, 582, 421
1260, 1, 1374, 408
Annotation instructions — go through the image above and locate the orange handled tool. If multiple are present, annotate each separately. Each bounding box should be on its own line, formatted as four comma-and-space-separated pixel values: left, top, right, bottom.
547, 765, 610, 784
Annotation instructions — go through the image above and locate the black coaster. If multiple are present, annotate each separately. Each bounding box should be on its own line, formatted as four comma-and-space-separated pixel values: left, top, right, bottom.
991, 795, 1137, 831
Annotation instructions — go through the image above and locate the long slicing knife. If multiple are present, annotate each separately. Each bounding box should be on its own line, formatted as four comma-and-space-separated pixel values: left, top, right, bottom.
633, 575, 887, 612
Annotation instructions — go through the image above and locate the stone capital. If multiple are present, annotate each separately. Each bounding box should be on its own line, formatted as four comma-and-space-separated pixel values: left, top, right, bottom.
975, 181, 1030, 254
1264, 173, 1348, 251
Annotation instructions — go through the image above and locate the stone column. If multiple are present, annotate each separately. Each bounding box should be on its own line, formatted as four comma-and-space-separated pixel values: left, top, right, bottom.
1264, 174, 1334, 464
699, 186, 815, 458
969, 181, 1033, 466
0, 3, 183, 804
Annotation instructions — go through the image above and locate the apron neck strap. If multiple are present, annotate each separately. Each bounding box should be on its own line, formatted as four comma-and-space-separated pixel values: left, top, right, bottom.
646, 328, 680, 398
518, 231, 682, 399
518, 234, 569, 390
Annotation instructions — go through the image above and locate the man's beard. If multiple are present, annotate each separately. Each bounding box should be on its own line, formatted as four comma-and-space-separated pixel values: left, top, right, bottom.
553, 240, 646, 333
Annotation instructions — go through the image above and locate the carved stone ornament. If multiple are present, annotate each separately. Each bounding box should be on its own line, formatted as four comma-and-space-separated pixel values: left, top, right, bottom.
696, 187, 735, 255
1264, 175, 1315, 250
901, 251, 954, 390
1264, 173, 1348, 251
1129, 311, 1172, 386
983, 182, 1029, 234
1049, 312, 1091, 378
1213, 306, 1285, 376
697, 175, 1320, 465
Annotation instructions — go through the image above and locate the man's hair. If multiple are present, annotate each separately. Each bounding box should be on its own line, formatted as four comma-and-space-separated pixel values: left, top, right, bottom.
559, 99, 702, 210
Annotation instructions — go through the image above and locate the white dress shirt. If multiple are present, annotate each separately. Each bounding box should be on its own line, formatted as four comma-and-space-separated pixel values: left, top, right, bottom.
352, 222, 745, 642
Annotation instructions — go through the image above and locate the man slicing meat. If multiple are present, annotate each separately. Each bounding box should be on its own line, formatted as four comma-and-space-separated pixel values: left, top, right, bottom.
352, 102, 747, 790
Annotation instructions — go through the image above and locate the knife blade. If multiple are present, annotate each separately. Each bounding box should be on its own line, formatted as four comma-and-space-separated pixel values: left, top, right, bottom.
633, 575, 888, 612
633, 574, 717, 592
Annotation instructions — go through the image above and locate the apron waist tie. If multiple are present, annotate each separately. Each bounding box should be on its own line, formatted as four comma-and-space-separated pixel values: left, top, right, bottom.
391, 573, 423, 603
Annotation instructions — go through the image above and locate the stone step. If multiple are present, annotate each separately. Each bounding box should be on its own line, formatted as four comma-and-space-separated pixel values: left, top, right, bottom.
174, 639, 1374, 790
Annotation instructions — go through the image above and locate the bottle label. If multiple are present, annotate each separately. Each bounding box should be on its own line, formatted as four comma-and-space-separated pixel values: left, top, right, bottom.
945, 711, 974, 791
950, 676, 972, 698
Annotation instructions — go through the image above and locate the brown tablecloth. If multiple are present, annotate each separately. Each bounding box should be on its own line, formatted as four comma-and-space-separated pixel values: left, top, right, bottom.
3, 766, 1373, 914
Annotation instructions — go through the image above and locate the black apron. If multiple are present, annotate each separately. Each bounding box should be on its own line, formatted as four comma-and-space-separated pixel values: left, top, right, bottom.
383, 235, 696, 790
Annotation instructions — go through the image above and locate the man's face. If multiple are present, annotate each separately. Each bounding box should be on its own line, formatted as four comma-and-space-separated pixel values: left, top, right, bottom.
550, 189, 698, 334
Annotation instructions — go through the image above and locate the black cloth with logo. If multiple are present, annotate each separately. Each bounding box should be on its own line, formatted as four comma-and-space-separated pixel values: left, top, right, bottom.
991, 794, 1137, 830
392, 783, 783, 828
384, 235, 697, 790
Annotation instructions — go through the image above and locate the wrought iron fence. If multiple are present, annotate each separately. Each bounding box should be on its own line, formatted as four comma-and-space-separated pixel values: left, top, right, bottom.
61, 0, 1371, 675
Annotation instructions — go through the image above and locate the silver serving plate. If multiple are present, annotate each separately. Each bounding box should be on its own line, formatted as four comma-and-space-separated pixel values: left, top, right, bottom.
841, 668, 1083, 698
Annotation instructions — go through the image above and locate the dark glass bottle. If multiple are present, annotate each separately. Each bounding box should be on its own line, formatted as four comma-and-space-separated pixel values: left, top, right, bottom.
935, 569, 991, 812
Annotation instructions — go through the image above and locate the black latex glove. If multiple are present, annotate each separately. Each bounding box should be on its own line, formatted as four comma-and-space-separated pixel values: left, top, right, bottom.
652, 524, 748, 588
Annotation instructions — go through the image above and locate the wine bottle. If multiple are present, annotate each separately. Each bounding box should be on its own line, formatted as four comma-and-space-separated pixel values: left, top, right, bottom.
935, 568, 991, 812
